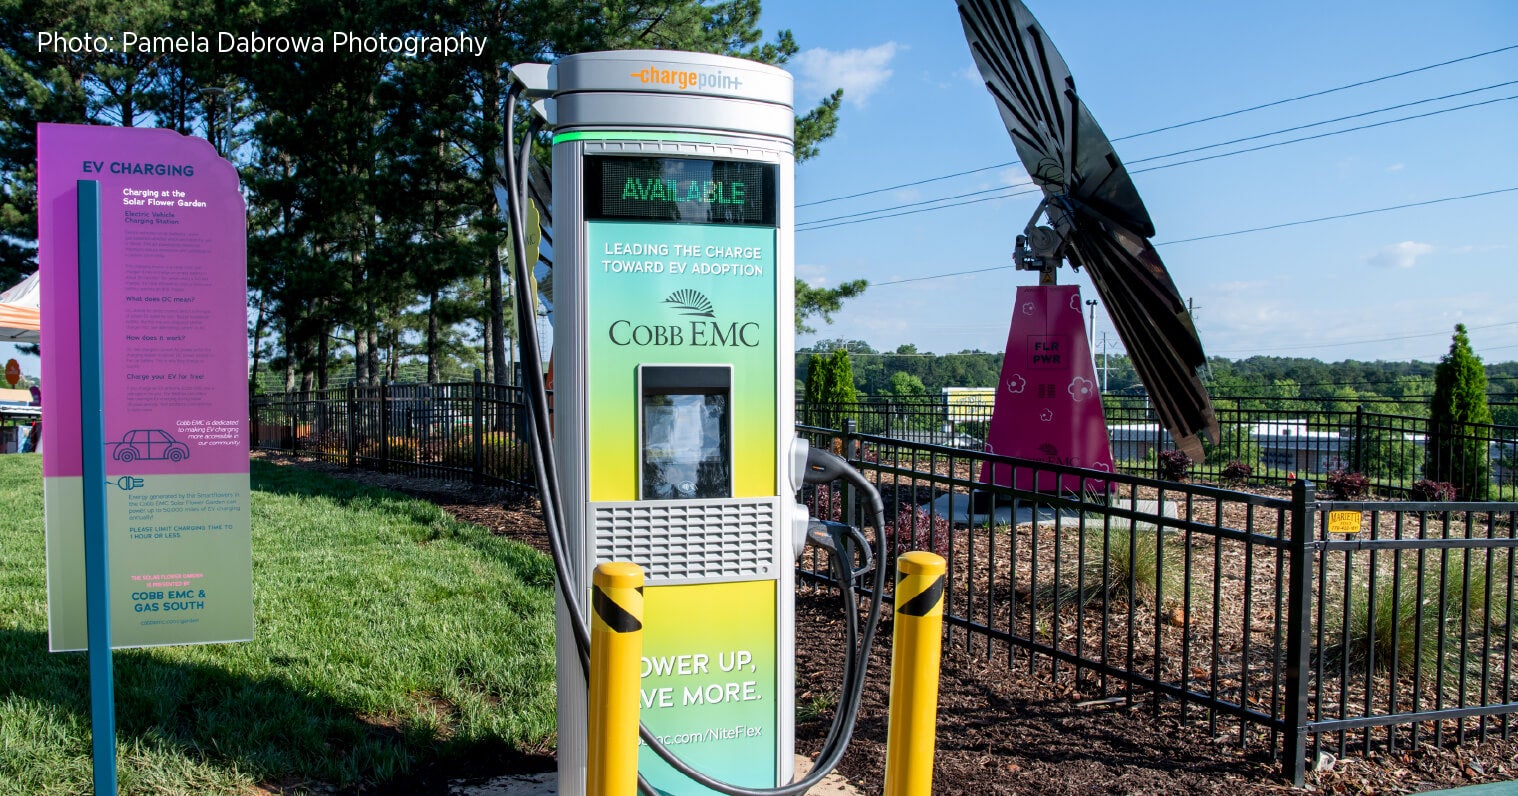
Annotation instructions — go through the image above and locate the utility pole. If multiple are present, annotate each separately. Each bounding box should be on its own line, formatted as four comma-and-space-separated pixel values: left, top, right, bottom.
1085, 299, 1097, 343
1100, 331, 1109, 393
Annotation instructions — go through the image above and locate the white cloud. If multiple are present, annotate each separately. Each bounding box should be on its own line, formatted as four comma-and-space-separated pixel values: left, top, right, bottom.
791, 42, 901, 109
1385, 162, 1405, 172
1365, 241, 1434, 269
997, 168, 1031, 188
959, 64, 983, 84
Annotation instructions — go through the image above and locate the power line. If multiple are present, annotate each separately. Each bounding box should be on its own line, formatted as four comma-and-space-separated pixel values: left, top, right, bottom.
1124, 80, 1518, 165
800, 184, 1037, 228
797, 89, 1518, 231
860, 186, 1518, 286
1112, 42, 1518, 140
1156, 186, 1518, 246
1206, 320, 1518, 354
798, 185, 1041, 231
796, 43, 1518, 209
796, 161, 1017, 208
1129, 93, 1518, 175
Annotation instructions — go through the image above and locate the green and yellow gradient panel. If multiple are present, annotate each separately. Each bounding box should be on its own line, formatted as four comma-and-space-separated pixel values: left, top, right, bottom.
586, 218, 781, 791
636, 580, 777, 793
586, 220, 777, 502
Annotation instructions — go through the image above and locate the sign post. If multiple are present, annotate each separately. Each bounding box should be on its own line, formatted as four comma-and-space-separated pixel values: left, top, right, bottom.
77, 178, 117, 794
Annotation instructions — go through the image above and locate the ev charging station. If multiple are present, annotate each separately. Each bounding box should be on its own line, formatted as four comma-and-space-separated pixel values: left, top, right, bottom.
513, 51, 809, 794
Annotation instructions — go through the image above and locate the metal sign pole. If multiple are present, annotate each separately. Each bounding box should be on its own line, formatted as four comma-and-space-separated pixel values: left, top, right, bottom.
77, 178, 118, 794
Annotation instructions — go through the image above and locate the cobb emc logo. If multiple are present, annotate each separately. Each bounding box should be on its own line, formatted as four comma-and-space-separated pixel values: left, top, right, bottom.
664, 289, 715, 318
607, 288, 761, 348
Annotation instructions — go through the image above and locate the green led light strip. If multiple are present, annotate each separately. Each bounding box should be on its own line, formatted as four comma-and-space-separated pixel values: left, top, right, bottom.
553, 130, 723, 145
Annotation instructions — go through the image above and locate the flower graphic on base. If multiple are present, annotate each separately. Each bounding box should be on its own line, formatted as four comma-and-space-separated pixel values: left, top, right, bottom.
1069, 293, 1082, 312
1021, 302, 1035, 316
1006, 374, 1027, 394
1092, 461, 1112, 473
1039, 408, 1054, 422
1068, 376, 1096, 402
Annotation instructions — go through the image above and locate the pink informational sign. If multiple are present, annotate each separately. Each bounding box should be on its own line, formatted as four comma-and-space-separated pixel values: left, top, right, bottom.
38, 124, 252, 650
979, 285, 1114, 494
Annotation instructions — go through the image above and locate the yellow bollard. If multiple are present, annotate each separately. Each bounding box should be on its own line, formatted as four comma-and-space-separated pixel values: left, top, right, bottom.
588, 562, 644, 796
884, 551, 946, 796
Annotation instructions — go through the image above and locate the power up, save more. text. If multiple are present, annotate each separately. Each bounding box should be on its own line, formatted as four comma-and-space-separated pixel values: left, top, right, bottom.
640, 650, 761, 709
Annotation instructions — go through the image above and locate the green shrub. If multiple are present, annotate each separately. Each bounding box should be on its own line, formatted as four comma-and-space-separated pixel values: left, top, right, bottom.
1425, 324, 1493, 500
1043, 527, 1183, 610
1327, 555, 1495, 676
1202, 431, 1260, 469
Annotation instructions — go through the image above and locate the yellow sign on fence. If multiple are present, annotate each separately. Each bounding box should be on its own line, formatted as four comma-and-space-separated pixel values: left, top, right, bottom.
1327, 510, 1363, 535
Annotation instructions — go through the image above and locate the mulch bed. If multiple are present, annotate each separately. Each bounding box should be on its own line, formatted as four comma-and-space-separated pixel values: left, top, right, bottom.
253, 451, 1518, 794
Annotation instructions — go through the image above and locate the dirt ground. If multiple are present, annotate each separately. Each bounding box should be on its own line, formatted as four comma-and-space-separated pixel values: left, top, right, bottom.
254, 452, 1518, 794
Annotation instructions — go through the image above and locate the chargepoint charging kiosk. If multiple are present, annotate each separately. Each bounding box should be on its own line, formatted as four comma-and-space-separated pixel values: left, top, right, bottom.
530, 51, 804, 794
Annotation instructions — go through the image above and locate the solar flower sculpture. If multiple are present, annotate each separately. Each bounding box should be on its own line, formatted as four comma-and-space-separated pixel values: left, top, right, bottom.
958, 0, 1219, 458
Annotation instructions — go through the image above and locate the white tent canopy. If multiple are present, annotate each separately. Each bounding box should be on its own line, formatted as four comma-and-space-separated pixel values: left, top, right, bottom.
0, 271, 40, 344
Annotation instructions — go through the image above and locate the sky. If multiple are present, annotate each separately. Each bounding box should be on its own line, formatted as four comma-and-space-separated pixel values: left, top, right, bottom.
763, 0, 1518, 364
5, 1, 1515, 381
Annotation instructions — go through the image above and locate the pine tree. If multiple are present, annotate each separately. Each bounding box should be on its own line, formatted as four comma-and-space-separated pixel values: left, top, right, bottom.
801, 349, 857, 429
1425, 324, 1493, 499
802, 353, 827, 426
826, 348, 859, 407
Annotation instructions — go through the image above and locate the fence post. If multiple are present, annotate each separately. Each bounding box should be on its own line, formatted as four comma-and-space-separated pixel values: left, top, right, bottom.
472, 368, 484, 485
346, 380, 357, 469
285, 393, 296, 452
380, 380, 390, 473
1282, 478, 1317, 786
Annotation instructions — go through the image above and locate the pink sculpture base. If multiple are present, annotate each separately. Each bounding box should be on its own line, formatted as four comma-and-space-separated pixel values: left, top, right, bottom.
978, 285, 1115, 494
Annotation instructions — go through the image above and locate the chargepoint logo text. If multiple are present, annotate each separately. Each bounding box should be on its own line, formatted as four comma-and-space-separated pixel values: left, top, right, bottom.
629, 65, 743, 92
607, 290, 760, 348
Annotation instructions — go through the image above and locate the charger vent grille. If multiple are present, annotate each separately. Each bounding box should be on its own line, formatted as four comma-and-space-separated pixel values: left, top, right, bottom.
591, 498, 777, 582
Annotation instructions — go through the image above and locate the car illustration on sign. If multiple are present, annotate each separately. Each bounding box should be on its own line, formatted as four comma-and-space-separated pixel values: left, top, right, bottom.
110, 429, 190, 463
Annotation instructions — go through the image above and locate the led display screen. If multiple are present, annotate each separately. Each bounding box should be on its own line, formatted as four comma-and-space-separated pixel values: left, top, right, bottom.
586, 156, 776, 226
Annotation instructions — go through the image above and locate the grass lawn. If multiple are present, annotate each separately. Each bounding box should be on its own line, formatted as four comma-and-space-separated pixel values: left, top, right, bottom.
0, 455, 557, 795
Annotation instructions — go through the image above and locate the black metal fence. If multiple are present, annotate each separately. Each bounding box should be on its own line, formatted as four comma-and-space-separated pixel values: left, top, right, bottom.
802, 396, 1518, 500
248, 382, 1517, 782
797, 422, 1518, 784
250, 375, 537, 491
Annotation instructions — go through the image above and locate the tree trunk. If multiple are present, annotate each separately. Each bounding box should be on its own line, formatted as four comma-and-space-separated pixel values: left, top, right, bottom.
317, 325, 330, 390
355, 329, 370, 385
249, 300, 266, 392
426, 288, 439, 383
368, 328, 381, 384
489, 243, 507, 385
283, 316, 297, 392
481, 276, 494, 383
